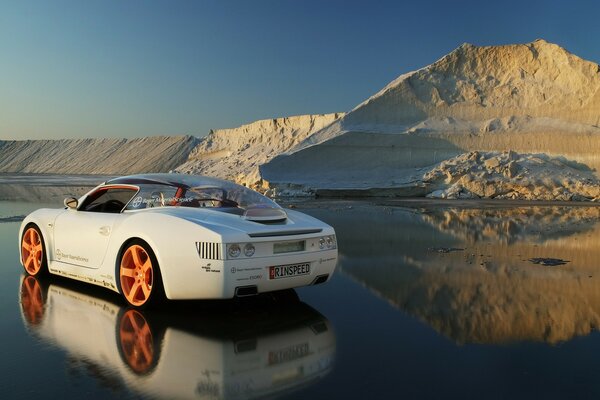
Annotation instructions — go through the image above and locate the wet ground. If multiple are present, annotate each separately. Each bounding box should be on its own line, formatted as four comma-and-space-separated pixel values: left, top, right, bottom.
3, 182, 600, 399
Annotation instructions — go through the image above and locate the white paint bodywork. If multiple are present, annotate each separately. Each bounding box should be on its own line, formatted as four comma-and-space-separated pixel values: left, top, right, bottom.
18, 178, 338, 301
20, 277, 336, 399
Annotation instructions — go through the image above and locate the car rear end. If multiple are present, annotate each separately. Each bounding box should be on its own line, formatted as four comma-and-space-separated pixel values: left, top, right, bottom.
219, 230, 338, 297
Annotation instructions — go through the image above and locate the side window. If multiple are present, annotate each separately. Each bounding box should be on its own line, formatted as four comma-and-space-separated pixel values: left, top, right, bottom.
125, 184, 179, 210
80, 188, 137, 213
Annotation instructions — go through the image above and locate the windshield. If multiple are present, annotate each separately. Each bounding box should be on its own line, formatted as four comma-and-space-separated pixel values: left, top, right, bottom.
116, 174, 280, 212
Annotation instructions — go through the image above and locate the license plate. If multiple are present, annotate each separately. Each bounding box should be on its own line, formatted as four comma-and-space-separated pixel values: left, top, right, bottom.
269, 263, 311, 279
268, 343, 310, 365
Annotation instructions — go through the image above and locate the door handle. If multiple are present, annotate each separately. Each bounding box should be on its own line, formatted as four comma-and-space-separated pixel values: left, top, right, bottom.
99, 226, 111, 236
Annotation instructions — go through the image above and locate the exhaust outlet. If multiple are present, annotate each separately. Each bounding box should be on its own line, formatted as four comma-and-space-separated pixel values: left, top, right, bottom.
312, 274, 329, 285
235, 285, 258, 297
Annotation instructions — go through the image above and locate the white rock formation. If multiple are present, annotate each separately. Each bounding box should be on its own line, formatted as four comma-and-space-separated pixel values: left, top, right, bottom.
0, 135, 198, 175
261, 40, 600, 196
0, 114, 343, 179
3, 39, 600, 201
422, 151, 600, 201
175, 113, 343, 187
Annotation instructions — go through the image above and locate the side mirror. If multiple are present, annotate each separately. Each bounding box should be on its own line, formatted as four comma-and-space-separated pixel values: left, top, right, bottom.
64, 197, 78, 210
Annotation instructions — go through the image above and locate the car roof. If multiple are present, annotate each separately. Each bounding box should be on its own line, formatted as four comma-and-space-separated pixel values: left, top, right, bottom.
106, 173, 235, 189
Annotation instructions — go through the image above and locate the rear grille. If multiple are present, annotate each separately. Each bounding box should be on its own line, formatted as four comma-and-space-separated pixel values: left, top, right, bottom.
195, 242, 222, 260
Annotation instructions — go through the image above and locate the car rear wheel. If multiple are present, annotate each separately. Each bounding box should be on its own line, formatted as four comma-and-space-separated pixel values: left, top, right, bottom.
119, 240, 164, 308
21, 225, 47, 276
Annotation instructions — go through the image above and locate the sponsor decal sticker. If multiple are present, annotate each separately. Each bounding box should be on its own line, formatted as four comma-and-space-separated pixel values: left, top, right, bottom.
131, 196, 143, 208
55, 249, 89, 263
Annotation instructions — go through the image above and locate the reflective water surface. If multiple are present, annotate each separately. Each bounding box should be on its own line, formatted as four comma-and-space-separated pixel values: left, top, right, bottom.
4, 188, 600, 398
19, 275, 334, 399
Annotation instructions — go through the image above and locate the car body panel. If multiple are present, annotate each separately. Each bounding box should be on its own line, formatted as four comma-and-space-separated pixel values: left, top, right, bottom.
53, 209, 120, 268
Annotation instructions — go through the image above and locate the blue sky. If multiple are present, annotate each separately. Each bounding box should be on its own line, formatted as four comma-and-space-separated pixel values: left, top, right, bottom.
1, 0, 599, 139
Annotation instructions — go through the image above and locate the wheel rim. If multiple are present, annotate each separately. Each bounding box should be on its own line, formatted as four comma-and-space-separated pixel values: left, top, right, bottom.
119, 309, 155, 374
120, 245, 153, 306
21, 276, 45, 326
22, 228, 43, 275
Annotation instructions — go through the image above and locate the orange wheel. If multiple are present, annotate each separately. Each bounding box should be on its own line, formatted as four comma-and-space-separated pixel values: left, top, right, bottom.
20, 276, 46, 326
118, 309, 155, 374
21, 226, 46, 276
119, 242, 162, 308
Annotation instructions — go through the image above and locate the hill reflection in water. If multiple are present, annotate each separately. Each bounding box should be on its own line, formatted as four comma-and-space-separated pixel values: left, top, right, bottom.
309, 203, 600, 345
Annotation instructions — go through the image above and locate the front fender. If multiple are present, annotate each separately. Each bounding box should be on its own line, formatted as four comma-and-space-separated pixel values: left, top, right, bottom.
19, 208, 66, 266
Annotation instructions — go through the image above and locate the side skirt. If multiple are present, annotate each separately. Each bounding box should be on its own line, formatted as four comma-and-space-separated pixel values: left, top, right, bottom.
48, 260, 120, 293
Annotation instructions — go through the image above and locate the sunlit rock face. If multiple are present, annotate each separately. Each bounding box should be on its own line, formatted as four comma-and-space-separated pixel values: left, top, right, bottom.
316, 204, 600, 345
344, 39, 600, 129
176, 113, 344, 189
262, 40, 600, 196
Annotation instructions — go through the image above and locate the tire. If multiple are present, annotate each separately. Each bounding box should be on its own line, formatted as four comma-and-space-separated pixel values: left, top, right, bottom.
118, 239, 164, 308
21, 224, 48, 276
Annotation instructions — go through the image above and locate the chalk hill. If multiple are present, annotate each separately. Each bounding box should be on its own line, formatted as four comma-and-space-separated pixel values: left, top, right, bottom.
262, 40, 600, 194
4, 39, 600, 200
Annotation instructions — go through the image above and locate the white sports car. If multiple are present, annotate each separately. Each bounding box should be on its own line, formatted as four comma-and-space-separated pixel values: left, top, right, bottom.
19, 174, 338, 307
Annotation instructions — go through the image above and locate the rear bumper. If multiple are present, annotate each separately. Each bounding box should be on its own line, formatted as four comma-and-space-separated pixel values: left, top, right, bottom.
226, 249, 338, 297
165, 249, 338, 300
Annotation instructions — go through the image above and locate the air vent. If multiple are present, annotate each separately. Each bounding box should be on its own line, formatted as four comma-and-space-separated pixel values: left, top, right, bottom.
195, 242, 222, 260
243, 207, 288, 222
248, 228, 322, 238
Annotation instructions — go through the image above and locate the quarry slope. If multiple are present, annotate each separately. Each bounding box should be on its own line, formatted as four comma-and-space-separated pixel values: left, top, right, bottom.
0, 135, 198, 175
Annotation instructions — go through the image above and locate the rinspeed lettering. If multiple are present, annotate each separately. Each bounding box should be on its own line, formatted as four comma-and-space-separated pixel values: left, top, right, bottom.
269, 263, 311, 280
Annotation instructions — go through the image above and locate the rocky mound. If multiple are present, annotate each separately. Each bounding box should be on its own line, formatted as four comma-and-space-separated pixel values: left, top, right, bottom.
423, 151, 600, 201
176, 113, 343, 187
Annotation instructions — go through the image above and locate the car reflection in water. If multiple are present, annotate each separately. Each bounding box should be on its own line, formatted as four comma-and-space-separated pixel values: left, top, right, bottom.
19, 275, 335, 400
